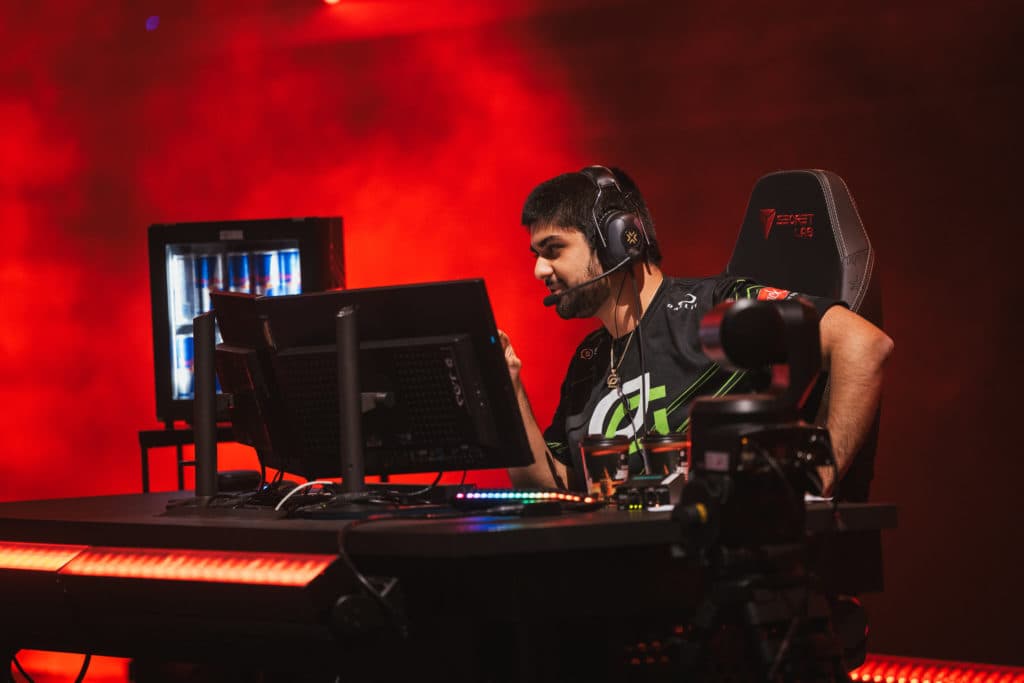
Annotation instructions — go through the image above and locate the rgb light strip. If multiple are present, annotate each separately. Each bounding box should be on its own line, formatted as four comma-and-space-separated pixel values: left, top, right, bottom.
58, 546, 337, 587
455, 490, 594, 504
851, 654, 1024, 683
0, 541, 88, 571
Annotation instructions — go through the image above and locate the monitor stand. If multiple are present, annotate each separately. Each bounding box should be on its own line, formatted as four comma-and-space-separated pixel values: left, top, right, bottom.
160, 306, 374, 517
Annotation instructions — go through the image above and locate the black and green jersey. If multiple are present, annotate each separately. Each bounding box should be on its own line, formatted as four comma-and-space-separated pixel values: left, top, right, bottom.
543, 274, 840, 485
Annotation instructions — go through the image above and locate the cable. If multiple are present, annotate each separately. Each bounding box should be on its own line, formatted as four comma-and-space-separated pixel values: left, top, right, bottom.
544, 449, 568, 490
274, 479, 335, 511
337, 517, 409, 637
753, 441, 804, 528
396, 471, 443, 500
609, 273, 645, 463
629, 266, 651, 465
73, 655, 91, 683
11, 654, 35, 683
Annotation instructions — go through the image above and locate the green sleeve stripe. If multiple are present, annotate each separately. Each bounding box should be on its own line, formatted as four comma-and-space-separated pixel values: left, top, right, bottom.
743, 284, 764, 300
671, 369, 748, 434
664, 363, 721, 416
674, 415, 691, 434
713, 369, 748, 397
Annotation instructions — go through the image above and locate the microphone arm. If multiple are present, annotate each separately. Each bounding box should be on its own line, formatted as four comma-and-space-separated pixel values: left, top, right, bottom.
542, 257, 632, 307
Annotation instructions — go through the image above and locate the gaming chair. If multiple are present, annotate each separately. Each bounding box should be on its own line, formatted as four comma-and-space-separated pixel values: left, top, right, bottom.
725, 169, 882, 502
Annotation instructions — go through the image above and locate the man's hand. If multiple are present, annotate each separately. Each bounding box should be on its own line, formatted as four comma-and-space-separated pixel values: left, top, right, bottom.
498, 329, 522, 389
497, 328, 567, 489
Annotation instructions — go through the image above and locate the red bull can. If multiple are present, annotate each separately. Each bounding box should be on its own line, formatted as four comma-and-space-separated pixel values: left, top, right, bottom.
279, 247, 301, 295
168, 253, 197, 326
196, 253, 224, 313
226, 252, 251, 293
253, 250, 281, 296
174, 333, 195, 399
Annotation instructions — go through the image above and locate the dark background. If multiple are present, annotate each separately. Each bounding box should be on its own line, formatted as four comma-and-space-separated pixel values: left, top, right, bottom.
1, 0, 1021, 668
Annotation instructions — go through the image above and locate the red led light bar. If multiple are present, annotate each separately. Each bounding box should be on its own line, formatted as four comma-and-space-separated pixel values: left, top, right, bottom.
851, 654, 1024, 683
0, 541, 87, 571
59, 547, 337, 586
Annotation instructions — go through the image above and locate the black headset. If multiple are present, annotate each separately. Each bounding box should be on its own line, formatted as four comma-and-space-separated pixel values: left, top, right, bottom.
579, 165, 653, 271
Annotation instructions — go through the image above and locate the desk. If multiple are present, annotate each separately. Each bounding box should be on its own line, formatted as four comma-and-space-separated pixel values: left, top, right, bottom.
0, 493, 896, 681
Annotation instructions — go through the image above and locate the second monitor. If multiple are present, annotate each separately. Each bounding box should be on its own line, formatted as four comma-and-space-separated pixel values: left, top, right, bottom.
212, 279, 532, 480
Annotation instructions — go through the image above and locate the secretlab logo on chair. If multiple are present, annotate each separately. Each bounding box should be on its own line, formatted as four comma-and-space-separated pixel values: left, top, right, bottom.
760, 209, 815, 239
760, 209, 777, 238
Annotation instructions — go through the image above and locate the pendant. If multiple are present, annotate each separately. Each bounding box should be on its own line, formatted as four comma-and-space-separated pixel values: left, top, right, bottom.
607, 369, 619, 389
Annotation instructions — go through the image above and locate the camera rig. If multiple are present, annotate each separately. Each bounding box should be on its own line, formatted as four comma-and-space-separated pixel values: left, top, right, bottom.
671, 297, 853, 682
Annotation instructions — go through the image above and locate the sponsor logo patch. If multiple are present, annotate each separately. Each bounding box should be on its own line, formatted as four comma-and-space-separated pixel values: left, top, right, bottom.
667, 293, 698, 312
756, 287, 791, 301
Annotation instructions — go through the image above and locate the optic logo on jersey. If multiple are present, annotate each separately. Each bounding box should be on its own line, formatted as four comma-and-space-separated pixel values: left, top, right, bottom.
667, 293, 697, 312
579, 346, 598, 360
760, 209, 815, 239
588, 373, 671, 445
756, 287, 791, 301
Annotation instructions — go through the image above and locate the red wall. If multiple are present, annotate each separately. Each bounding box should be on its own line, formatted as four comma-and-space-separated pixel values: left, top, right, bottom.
1, 0, 1021, 667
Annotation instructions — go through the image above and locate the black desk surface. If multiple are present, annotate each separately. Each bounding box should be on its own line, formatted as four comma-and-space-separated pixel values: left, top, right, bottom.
0, 492, 898, 678
0, 491, 897, 558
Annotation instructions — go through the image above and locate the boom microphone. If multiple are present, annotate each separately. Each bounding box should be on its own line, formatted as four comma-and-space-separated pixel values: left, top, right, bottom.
542, 257, 632, 307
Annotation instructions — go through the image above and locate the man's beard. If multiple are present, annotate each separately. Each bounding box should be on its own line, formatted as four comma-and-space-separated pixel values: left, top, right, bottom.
554, 264, 611, 320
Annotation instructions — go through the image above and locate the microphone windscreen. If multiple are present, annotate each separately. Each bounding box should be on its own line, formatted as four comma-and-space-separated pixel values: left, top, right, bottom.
542, 293, 560, 307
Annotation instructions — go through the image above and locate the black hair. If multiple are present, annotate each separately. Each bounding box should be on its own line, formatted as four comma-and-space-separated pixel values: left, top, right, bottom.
520, 166, 662, 266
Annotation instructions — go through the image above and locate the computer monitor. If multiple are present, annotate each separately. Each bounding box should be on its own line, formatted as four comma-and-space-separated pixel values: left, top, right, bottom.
211, 279, 533, 480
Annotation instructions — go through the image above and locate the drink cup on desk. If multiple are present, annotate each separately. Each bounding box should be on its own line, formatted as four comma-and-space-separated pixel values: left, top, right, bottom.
579, 435, 631, 499
640, 432, 689, 480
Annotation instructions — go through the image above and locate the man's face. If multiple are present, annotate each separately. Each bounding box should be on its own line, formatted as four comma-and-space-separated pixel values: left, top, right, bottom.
530, 223, 610, 320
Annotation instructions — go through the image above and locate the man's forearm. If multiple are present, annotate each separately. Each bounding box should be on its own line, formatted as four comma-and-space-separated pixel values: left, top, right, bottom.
824, 350, 884, 490
508, 384, 566, 489
819, 307, 894, 495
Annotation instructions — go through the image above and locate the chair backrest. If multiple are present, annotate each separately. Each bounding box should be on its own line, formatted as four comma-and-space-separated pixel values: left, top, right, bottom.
725, 169, 881, 501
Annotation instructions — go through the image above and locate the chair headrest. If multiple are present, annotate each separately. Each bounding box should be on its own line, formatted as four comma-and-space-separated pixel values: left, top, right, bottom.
726, 169, 875, 317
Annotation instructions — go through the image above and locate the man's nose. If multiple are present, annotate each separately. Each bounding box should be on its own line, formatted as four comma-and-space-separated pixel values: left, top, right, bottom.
534, 257, 553, 281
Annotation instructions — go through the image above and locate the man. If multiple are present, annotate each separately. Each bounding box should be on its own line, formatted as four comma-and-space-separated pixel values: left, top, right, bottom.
503, 165, 893, 498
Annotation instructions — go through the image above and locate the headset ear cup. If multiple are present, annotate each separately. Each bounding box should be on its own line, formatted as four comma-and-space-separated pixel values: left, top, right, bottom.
601, 211, 647, 269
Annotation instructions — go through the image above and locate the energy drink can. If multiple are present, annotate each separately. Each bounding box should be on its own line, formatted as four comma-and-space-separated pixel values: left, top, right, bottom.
253, 250, 281, 296
279, 247, 302, 295
226, 252, 251, 293
168, 253, 197, 326
196, 253, 224, 313
174, 333, 195, 399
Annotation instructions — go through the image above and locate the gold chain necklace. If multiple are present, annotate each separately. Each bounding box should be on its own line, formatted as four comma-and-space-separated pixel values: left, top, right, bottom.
606, 330, 636, 389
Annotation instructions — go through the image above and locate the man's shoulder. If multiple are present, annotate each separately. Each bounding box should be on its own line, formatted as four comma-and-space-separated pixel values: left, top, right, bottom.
661, 274, 757, 304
